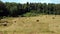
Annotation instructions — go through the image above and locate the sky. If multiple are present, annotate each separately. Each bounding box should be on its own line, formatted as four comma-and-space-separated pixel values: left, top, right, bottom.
1, 0, 60, 4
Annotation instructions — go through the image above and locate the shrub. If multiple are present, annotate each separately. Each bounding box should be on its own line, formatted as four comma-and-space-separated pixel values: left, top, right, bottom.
22, 12, 40, 17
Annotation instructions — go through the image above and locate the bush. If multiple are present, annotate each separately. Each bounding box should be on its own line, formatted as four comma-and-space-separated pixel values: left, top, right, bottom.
22, 12, 40, 17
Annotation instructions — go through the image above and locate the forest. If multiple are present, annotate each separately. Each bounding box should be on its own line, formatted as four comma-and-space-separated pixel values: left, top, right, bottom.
0, 1, 60, 17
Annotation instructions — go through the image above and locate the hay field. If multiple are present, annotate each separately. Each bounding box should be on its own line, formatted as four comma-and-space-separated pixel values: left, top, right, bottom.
0, 15, 60, 34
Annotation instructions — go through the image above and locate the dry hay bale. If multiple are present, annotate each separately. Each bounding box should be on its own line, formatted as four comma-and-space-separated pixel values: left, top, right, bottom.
45, 16, 47, 18
52, 17, 55, 19
3, 24, 7, 26
2, 21, 8, 26
14, 21, 16, 23
36, 20, 39, 22
0, 21, 8, 26
0, 19, 13, 27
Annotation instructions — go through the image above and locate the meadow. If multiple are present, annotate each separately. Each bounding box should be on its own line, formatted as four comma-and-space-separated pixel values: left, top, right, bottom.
0, 15, 60, 34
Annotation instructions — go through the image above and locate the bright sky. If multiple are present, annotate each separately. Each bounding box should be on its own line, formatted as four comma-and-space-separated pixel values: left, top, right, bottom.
1, 0, 60, 4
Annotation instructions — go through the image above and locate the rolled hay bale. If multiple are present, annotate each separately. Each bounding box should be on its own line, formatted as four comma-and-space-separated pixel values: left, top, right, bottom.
36, 20, 39, 22
52, 17, 55, 19
2, 21, 8, 26
13, 20, 16, 23
0, 21, 8, 26
0, 19, 13, 27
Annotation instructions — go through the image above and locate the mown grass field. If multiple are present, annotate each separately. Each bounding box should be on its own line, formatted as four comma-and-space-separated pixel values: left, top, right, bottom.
0, 15, 60, 34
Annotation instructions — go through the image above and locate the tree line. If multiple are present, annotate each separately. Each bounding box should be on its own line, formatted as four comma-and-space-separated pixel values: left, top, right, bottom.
0, 1, 60, 17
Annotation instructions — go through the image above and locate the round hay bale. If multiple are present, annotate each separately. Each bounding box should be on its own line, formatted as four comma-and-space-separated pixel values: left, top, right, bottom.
1, 21, 8, 26
0, 20, 13, 27
14, 21, 16, 23
36, 20, 39, 22
52, 17, 55, 19
3, 24, 7, 26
